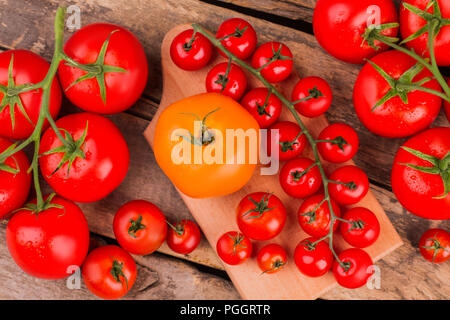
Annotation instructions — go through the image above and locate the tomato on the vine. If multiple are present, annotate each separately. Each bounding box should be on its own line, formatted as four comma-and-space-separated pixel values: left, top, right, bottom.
216, 231, 252, 265
241, 87, 282, 128
170, 29, 212, 71
317, 123, 359, 163
167, 219, 201, 255
257, 244, 287, 274
267, 121, 307, 161
205, 62, 247, 101
333, 248, 374, 289
328, 165, 369, 205
216, 18, 257, 60
279, 157, 322, 199
292, 76, 332, 118
251, 42, 293, 83
419, 228, 449, 263
340, 207, 380, 248
294, 237, 333, 277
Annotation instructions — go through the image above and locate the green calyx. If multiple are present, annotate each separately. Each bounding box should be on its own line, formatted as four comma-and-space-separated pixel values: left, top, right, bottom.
219, 25, 248, 42
0, 143, 20, 174
361, 22, 400, 50
262, 259, 286, 274
242, 193, 275, 220
167, 220, 185, 236
256, 89, 273, 117
16, 193, 64, 217
257, 43, 293, 72
178, 108, 220, 146
279, 131, 303, 153
214, 59, 232, 93
228, 232, 247, 255
347, 219, 367, 233
301, 239, 317, 251
110, 260, 128, 289
128, 215, 146, 238
421, 233, 448, 263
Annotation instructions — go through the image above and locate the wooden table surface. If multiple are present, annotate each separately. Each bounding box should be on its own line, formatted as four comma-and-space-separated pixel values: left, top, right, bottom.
0, 0, 448, 300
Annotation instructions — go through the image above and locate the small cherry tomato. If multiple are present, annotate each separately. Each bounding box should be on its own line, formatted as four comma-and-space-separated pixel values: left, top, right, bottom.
328, 165, 369, 205
170, 29, 212, 71
294, 237, 333, 277
317, 123, 359, 163
419, 228, 450, 264
340, 207, 380, 248
241, 87, 282, 128
298, 194, 341, 237
216, 231, 252, 265
166, 219, 201, 255
205, 62, 247, 101
267, 121, 307, 161
257, 244, 287, 274
251, 42, 293, 83
216, 18, 257, 60
333, 248, 374, 289
292, 76, 333, 118
279, 157, 322, 198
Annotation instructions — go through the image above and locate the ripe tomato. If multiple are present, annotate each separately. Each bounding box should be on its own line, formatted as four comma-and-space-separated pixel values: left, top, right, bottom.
267, 121, 307, 161
298, 194, 341, 237
292, 76, 332, 118
6, 195, 90, 279
279, 157, 322, 198
313, 0, 399, 64
0, 137, 31, 219
205, 62, 247, 101
0, 50, 61, 140
294, 237, 333, 277
340, 207, 380, 248
39, 113, 129, 203
236, 192, 286, 241
251, 42, 293, 83
400, 0, 450, 66
170, 29, 212, 71
333, 248, 374, 289
240, 87, 282, 128
419, 228, 450, 263
216, 231, 252, 265
113, 200, 167, 255
328, 165, 369, 205
391, 127, 449, 220
257, 244, 287, 274
317, 123, 359, 163
82, 245, 137, 300
166, 219, 201, 255
59, 24, 148, 114
216, 18, 257, 60
153, 93, 259, 198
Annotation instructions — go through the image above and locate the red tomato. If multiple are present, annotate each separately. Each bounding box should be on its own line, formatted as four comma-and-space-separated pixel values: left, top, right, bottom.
216, 18, 257, 60
279, 157, 322, 198
216, 231, 252, 265
328, 165, 369, 205
333, 248, 374, 289
170, 29, 212, 71
58, 23, 148, 114
317, 123, 359, 163
113, 200, 167, 255
313, 0, 399, 64
236, 192, 286, 241
298, 194, 341, 238
294, 237, 333, 277
400, 0, 450, 66
257, 244, 287, 274
6, 195, 90, 279
82, 245, 137, 300
0, 50, 61, 140
205, 62, 247, 101
0, 137, 31, 219
39, 113, 129, 203
267, 121, 307, 161
340, 207, 380, 248
167, 219, 201, 255
391, 127, 450, 220
241, 87, 282, 128
251, 42, 293, 83
419, 228, 450, 263
292, 76, 333, 118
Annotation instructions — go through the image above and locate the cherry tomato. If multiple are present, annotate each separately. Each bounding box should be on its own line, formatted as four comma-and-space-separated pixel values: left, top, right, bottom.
236, 192, 286, 241
294, 237, 333, 277
0, 50, 61, 140
216, 231, 252, 265
292, 76, 332, 118
167, 219, 201, 255
419, 228, 450, 263
267, 121, 307, 161
257, 244, 287, 274
82, 245, 137, 300
58, 23, 148, 114
333, 248, 374, 289
279, 157, 322, 199
317, 123, 359, 163
216, 18, 257, 60
205, 62, 247, 101
241, 87, 282, 128
113, 200, 167, 255
328, 165, 369, 205
39, 113, 129, 203
298, 194, 341, 237
251, 42, 293, 83
170, 29, 212, 71
340, 207, 380, 248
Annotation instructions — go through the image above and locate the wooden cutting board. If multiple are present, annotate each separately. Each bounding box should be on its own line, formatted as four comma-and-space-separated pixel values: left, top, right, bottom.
144, 24, 403, 300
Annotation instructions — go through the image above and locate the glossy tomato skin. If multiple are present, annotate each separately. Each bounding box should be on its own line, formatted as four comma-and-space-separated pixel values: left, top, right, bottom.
166, 220, 201, 255
241, 87, 282, 128
294, 237, 333, 277
216, 18, 257, 60
39, 113, 129, 203
170, 29, 213, 71
391, 127, 450, 220
353, 50, 442, 138
279, 157, 322, 198
298, 194, 341, 237
0, 137, 31, 219
292, 76, 333, 118
340, 208, 380, 248
82, 245, 137, 300
216, 231, 252, 265
205, 62, 247, 101
257, 244, 287, 274
333, 248, 374, 289
267, 121, 307, 161
6, 196, 90, 279
251, 42, 293, 83
113, 200, 167, 255
236, 192, 286, 241
0, 50, 61, 140
317, 123, 359, 163
313, 0, 399, 64
329, 165, 369, 205
419, 228, 450, 263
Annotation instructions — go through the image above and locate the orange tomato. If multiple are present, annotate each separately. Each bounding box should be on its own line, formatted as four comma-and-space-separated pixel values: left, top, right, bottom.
154, 93, 260, 198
